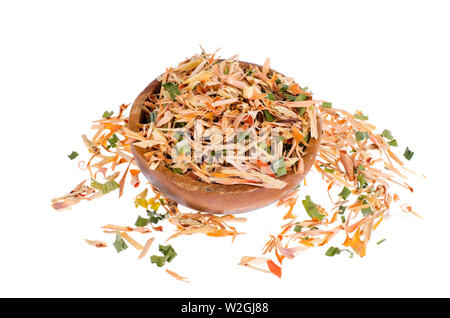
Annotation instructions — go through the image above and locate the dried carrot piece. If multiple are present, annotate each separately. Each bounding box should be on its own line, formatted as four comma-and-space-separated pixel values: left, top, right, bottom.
266, 260, 282, 279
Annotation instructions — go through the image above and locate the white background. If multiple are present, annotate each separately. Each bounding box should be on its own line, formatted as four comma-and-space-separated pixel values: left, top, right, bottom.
1, 0, 449, 297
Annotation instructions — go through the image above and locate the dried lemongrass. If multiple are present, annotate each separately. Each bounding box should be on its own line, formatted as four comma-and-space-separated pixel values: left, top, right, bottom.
166, 269, 190, 283
84, 239, 107, 248
120, 232, 144, 250
138, 237, 155, 260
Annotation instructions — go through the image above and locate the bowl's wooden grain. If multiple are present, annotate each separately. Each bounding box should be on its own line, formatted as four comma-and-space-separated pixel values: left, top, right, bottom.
129, 61, 321, 214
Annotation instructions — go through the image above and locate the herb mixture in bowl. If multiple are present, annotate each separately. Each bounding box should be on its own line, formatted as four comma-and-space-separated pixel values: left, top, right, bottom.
132, 51, 323, 189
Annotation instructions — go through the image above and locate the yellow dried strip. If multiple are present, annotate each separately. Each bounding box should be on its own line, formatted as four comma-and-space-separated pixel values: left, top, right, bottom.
120, 232, 144, 250
138, 237, 155, 260
166, 269, 190, 283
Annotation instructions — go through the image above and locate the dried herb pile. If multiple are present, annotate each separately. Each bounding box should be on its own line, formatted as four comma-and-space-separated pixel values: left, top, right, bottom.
52, 50, 417, 281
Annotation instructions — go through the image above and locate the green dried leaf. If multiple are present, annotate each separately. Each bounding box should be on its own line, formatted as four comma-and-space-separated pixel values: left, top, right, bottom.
113, 231, 128, 253
357, 174, 368, 188
361, 200, 373, 217
355, 131, 369, 141
403, 147, 414, 160
295, 94, 308, 101
324, 167, 334, 174
271, 157, 287, 177
90, 179, 102, 190
302, 195, 324, 221
102, 180, 120, 194
102, 110, 114, 119
170, 167, 184, 174
338, 187, 351, 200
325, 246, 341, 256
263, 110, 275, 122
107, 133, 119, 149
377, 238, 386, 245
162, 82, 181, 100
159, 244, 177, 262
68, 151, 79, 160
388, 139, 398, 147
149, 110, 158, 123
150, 255, 167, 267
147, 210, 166, 224
150, 244, 177, 267
135, 216, 149, 227
381, 129, 394, 140
325, 246, 353, 258
354, 113, 368, 120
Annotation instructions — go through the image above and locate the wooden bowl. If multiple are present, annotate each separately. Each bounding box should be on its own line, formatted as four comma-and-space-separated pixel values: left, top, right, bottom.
129, 61, 321, 214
